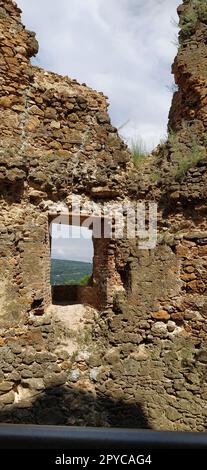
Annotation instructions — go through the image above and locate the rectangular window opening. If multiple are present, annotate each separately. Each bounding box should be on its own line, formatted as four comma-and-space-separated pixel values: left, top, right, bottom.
50, 223, 94, 305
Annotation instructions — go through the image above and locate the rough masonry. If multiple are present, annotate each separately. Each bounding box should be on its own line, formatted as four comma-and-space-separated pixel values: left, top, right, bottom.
0, 0, 206, 430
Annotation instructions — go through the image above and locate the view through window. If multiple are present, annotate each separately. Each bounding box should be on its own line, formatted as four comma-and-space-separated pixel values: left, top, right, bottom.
50, 224, 94, 287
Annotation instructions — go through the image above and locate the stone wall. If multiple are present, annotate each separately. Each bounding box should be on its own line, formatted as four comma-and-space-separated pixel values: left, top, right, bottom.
0, 0, 206, 430
0, 0, 129, 317
100, 215, 207, 430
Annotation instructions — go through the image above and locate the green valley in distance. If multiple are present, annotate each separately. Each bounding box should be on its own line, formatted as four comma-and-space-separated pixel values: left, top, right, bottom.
51, 259, 93, 285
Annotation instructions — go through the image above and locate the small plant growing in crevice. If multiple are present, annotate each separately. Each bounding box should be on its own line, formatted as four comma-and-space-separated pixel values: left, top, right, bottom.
150, 170, 161, 183
181, 9, 197, 38
176, 140, 205, 179
180, 0, 207, 42
168, 125, 206, 180
194, 0, 207, 21
130, 136, 148, 167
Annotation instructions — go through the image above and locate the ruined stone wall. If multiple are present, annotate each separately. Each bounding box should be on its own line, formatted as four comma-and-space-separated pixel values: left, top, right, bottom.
0, 0, 130, 318
0, 0, 206, 430
97, 209, 207, 430
169, 0, 207, 131
97, 0, 207, 430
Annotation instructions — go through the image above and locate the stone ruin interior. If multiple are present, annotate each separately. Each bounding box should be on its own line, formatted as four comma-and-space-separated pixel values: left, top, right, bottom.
0, 0, 206, 430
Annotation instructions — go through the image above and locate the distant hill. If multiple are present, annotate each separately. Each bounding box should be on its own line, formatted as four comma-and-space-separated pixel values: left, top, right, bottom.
51, 259, 93, 286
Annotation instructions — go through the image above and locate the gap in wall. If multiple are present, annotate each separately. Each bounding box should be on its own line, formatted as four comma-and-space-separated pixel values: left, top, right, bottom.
50, 223, 94, 305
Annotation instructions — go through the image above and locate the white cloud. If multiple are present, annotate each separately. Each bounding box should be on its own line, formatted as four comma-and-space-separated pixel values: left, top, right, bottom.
51, 225, 93, 262
16, 0, 180, 149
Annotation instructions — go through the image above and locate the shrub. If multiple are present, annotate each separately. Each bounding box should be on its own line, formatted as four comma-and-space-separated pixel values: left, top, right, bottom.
180, 0, 207, 40
180, 11, 197, 39
79, 274, 91, 286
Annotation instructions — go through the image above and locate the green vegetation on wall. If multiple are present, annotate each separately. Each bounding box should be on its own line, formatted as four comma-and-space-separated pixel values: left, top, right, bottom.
130, 136, 148, 167
180, 0, 207, 41
168, 123, 206, 180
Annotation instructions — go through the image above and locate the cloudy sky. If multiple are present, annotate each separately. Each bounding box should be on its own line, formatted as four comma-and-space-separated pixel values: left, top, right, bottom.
16, 0, 180, 150
51, 225, 93, 262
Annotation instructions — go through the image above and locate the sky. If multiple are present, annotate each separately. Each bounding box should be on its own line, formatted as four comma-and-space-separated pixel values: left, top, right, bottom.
51, 225, 94, 262
16, 0, 180, 150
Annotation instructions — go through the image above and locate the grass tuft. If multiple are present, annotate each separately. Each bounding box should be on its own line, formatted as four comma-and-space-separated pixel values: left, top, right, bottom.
130, 136, 148, 167
168, 124, 206, 180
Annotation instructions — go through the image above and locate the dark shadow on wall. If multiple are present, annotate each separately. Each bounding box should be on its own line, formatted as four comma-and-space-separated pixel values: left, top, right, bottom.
0, 181, 25, 203
0, 385, 150, 429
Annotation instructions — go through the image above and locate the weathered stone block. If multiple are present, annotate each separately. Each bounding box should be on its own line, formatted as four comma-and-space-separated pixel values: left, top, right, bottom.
0, 391, 15, 404
151, 310, 170, 321
0, 381, 13, 394
197, 349, 207, 363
